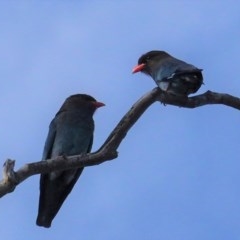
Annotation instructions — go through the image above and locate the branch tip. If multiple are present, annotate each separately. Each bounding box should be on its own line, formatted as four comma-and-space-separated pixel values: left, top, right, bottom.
2, 159, 17, 184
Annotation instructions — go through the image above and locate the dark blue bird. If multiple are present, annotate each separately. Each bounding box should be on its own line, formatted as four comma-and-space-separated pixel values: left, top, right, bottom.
36, 94, 105, 228
132, 50, 203, 96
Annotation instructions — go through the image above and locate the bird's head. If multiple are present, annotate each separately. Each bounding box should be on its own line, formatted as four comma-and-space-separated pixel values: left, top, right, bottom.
59, 94, 105, 115
132, 50, 171, 76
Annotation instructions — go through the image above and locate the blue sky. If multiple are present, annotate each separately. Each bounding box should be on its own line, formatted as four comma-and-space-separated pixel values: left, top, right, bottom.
0, 1, 240, 239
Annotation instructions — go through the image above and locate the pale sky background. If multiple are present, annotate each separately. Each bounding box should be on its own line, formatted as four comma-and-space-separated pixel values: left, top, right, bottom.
0, 1, 240, 239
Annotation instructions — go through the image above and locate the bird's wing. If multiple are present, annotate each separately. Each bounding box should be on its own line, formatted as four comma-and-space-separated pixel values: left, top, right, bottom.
174, 68, 202, 75
37, 130, 93, 227
51, 134, 93, 204
37, 118, 57, 227
87, 134, 93, 152
157, 57, 201, 80
41, 119, 57, 160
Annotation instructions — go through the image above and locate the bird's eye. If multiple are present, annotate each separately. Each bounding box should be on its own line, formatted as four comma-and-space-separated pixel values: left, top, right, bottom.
145, 56, 150, 62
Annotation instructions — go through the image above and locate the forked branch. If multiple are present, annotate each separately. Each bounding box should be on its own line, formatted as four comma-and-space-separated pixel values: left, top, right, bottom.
0, 88, 239, 197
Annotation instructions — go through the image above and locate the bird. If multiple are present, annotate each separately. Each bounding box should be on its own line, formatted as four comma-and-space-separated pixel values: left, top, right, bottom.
36, 94, 105, 228
132, 50, 203, 96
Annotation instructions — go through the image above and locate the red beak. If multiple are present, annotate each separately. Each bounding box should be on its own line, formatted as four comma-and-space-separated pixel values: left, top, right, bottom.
93, 101, 105, 108
132, 63, 146, 73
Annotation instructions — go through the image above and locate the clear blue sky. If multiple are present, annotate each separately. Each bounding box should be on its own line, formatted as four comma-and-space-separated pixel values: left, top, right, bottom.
0, 1, 240, 239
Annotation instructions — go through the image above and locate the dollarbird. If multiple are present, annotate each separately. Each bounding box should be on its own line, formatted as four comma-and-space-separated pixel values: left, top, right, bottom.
36, 94, 105, 228
132, 50, 203, 96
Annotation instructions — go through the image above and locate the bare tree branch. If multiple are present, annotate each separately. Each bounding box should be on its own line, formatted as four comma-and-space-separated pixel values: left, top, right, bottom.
0, 88, 239, 198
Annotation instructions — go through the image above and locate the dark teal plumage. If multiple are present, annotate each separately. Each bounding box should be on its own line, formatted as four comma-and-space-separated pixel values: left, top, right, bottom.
36, 94, 104, 228
133, 50, 203, 96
